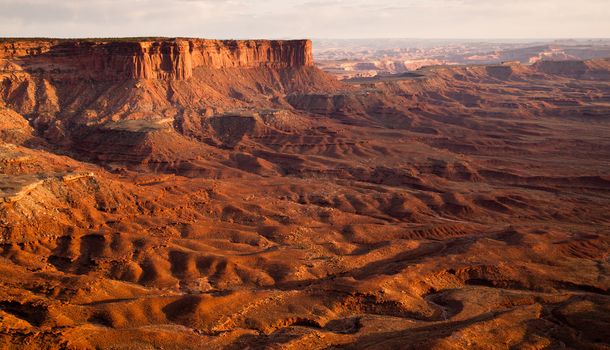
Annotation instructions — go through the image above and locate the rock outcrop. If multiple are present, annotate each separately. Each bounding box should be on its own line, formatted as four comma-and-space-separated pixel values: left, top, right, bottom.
533, 58, 610, 80
0, 38, 314, 80
1, 35, 610, 350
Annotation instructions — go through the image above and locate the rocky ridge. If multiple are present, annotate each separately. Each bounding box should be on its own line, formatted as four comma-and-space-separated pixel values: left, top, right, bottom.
0, 37, 609, 349
0, 38, 313, 80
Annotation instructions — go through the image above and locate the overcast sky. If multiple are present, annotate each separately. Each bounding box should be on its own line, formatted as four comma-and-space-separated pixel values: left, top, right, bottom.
1, 0, 609, 39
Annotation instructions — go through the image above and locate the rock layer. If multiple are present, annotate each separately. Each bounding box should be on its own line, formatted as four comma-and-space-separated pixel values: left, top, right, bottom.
0, 38, 313, 80
1, 37, 609, 349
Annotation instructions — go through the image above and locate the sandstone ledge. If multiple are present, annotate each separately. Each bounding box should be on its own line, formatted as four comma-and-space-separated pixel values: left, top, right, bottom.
0, 38, 314, 80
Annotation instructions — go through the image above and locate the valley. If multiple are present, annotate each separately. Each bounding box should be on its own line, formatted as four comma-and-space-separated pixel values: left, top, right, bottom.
0, 38, 609, 349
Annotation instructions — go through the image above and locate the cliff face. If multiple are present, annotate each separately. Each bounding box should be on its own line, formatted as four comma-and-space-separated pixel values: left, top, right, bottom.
0, 40, 57, 57
0, 38, 314, 80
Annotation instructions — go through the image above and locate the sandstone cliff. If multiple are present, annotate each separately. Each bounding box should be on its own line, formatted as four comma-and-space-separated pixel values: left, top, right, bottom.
0, 38, 313, 80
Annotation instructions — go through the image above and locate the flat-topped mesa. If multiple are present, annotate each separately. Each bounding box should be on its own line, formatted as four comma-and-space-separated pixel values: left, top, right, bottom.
0, 38, 314, 80
191, 39, 313, 69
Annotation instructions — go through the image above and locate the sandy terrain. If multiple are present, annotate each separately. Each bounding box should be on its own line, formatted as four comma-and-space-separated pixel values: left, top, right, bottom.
0, 38, 609, 349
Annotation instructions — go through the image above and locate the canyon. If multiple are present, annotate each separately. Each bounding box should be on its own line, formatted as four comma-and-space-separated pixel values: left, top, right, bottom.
314, 38, 610, 79
0, 37, 609, 349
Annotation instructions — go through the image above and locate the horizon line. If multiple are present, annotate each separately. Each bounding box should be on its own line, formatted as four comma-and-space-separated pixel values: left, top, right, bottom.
1, 36, 609, 41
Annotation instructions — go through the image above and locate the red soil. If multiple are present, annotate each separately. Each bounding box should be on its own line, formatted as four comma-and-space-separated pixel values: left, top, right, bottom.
0, 39, 609, 349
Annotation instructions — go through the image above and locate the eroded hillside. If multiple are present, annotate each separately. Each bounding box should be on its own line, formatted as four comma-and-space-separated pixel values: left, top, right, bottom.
0, 38, 609, 349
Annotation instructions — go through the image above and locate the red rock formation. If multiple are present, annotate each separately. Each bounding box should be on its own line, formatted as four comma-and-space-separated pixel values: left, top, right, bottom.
0, 40, 57, 58
1, 36, 610, 349
0, 38, 313, 81
533, 58, 610, 79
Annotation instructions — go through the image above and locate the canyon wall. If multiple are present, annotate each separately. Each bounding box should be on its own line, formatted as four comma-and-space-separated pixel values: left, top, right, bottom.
0, 38, 314, 80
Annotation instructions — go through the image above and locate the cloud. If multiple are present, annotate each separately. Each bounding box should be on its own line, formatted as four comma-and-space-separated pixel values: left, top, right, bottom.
0, 0, 608, 38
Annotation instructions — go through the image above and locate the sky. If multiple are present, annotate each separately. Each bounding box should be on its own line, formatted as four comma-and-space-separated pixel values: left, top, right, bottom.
0, 0, 609, 39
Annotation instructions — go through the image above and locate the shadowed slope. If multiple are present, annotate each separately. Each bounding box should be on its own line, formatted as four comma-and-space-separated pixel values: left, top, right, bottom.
0, 39, 609, 349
